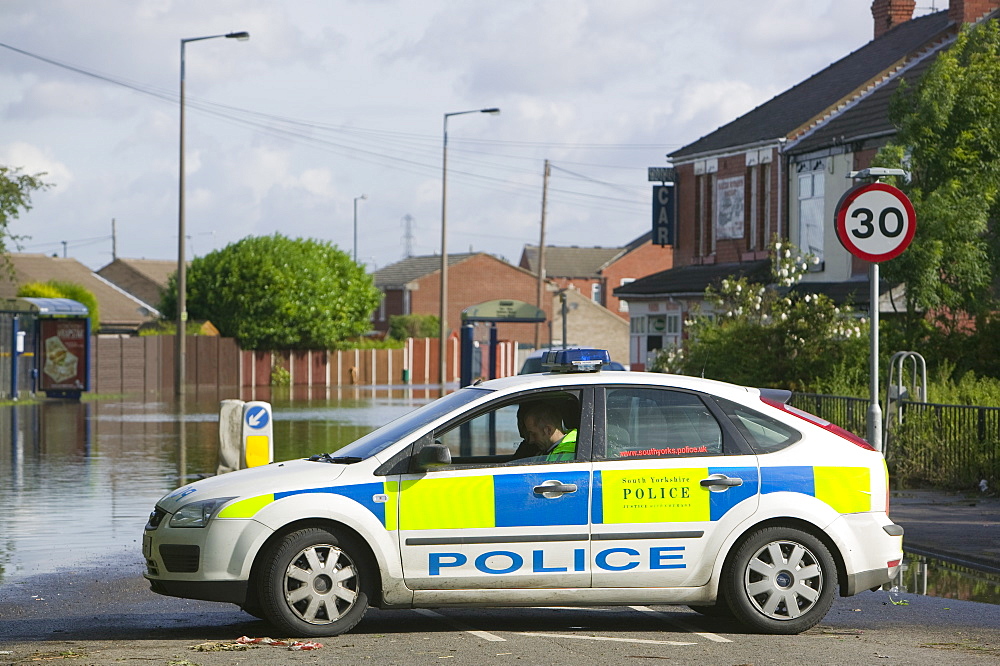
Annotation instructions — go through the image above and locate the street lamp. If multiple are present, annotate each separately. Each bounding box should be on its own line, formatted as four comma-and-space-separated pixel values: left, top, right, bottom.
177, 31, 249, 399
353, 194, 367, 263
439, 107, 500, 386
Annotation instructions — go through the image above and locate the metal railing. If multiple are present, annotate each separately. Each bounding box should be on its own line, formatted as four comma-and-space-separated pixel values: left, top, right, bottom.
792, 393, 1000, 490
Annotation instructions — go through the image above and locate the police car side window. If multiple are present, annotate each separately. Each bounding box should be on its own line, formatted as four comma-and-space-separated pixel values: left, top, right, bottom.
428, 391, 583, 469
713, 397, 802, 454
604, 387, 723, 459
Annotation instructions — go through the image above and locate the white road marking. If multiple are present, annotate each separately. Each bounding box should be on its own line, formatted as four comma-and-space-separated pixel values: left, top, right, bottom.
628, 605, 733, 643
520, 632, 695, 646
413, 608, 507, 642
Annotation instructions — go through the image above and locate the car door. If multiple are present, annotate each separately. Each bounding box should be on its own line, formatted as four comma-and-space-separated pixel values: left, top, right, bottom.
397, 387, 594, 590
590, 385, 760, 588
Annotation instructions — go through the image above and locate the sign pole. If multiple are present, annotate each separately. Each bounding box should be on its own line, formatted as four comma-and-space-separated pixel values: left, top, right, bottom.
868, 261, 882, 452
835, 167, 914, 453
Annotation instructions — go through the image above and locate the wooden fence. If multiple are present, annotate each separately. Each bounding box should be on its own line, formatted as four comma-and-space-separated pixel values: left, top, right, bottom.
82, 335, 517, 398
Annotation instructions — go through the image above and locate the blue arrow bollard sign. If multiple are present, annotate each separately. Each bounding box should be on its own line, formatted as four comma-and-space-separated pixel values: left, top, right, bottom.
245, 405, 270, 430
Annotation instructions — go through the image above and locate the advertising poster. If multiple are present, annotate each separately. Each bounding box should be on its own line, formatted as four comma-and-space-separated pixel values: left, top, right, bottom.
39, 319, 88, 391
715, 176, 745, 240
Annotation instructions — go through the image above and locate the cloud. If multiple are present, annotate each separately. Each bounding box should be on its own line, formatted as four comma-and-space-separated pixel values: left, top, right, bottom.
0, 142, 73, 191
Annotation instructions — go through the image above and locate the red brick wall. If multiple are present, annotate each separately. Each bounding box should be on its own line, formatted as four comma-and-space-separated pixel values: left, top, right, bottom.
674, 149, 782, 267
872, 0, 916, 39
409, 254, 553, 343
950, 0, 1000, 25
548, 276, 600, 303
373, 288, 406, 333
675, 163, 698, 266
602, 241, 673, 318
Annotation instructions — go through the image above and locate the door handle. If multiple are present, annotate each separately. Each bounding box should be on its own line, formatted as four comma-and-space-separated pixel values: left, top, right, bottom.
700, 475, 743, 488
533, 480, 578, 497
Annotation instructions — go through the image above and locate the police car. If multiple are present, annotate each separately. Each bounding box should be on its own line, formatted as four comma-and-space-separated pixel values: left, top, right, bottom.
143, 349, 903, 637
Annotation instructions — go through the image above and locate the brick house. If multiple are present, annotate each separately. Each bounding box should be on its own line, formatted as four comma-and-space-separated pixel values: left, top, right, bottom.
519, 232, 671, 318
372, 252, 554, 345
97, 258, 177, 312
616, 0, 998, 370
0, 253, 159, 333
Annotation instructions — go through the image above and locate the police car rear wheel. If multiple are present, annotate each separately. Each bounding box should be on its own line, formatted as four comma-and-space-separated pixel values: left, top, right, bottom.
258, 527, 371, 637
724, 526, 836, 635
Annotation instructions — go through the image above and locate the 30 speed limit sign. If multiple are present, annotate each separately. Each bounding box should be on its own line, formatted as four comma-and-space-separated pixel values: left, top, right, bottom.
835, 182, 916, 262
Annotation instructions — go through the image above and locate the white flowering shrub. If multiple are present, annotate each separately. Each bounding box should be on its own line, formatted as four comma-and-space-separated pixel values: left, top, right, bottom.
674, 239, 869, 390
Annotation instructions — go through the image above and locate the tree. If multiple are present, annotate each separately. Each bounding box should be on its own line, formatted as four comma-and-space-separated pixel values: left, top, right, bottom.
18, 280, 100, 333
874, 20, 1000, 340
160, 234, 382, 350
654, 241, 869, 392
0, 166, 50, 273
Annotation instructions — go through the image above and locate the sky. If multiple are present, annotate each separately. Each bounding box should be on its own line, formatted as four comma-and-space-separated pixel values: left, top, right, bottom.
0, 0, 940, 273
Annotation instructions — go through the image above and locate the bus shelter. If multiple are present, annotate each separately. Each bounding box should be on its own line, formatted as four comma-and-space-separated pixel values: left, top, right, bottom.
0, 297, 90, 400
460, 299, 546, 387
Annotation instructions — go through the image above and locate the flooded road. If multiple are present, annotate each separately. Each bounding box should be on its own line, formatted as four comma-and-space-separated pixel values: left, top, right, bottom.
0, 386, 438, 584
1, 387, 997, 607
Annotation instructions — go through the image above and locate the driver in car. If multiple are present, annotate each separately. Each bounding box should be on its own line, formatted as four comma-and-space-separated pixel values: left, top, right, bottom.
509, 402, 577, 462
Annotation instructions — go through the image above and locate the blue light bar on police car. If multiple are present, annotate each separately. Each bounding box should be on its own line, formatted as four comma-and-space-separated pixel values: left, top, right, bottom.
541, 348, 611, 373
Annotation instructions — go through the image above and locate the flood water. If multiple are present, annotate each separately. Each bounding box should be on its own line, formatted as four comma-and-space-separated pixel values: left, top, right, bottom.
1, 387, 997, 607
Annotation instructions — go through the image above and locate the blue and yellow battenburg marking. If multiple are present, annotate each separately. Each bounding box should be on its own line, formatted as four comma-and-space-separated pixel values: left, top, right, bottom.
216, 481, 400, 529
213, 465, 871, 531
762, 465, 872, 513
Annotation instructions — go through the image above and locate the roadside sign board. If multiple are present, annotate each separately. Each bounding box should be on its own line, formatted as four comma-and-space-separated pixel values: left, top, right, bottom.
652, 184, 675, 247
241, 401, 273, 468
835, 182, 916, 262
647, 167, 675, 182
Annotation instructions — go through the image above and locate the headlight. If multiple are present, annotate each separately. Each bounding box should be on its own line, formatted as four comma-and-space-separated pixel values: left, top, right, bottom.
169, 497, 236, 528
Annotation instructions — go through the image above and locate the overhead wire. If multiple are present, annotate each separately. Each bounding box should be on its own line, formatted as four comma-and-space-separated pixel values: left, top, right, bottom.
0, 40, 655, 217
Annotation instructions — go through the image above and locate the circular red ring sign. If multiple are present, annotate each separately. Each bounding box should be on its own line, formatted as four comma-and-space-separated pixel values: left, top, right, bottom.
834, 182, 916, 263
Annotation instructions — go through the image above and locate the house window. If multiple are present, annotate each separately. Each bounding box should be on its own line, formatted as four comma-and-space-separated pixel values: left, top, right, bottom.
666, 313, 680, 335
591, 282, 602, 304
618, 278, 635, 312
762, 162, 772, 247
696, 175, 716, 257
749, 166, 759, 250
797, 160, 825, 263
747, 163, 771, 251
630, 316, 646, 334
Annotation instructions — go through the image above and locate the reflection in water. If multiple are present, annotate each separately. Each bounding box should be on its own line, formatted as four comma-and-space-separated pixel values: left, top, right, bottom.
2, 387, 997, 609
896, 554, 1000, 606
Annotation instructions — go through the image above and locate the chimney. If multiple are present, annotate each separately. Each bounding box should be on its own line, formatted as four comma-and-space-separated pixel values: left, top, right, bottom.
949, 0, 1000, 25
871, 0, 917, 39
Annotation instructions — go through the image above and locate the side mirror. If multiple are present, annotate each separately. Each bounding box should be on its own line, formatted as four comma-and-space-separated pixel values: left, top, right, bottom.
416, 443, 452, 471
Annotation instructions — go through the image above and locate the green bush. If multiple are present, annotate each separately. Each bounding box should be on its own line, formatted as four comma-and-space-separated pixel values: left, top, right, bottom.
389, 314, 439, 340
670, 241, 868, 391
888, 408, 999, 490
270, 366, 291, 387
18, 280, 100, 333
332, 337, 404, 350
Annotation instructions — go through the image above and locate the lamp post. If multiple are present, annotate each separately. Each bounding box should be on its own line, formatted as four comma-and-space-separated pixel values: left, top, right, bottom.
439, 107, 500, 387
177, 31, 249, 399
353, 194, 367, 263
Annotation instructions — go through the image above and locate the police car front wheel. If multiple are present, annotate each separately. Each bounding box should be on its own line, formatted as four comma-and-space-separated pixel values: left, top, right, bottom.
724, 526, 837, 635
257, 527, 373, 637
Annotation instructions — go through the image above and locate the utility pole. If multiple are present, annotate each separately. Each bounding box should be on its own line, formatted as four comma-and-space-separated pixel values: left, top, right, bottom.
111, 218, 117, 261
534, 159, 550, 348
